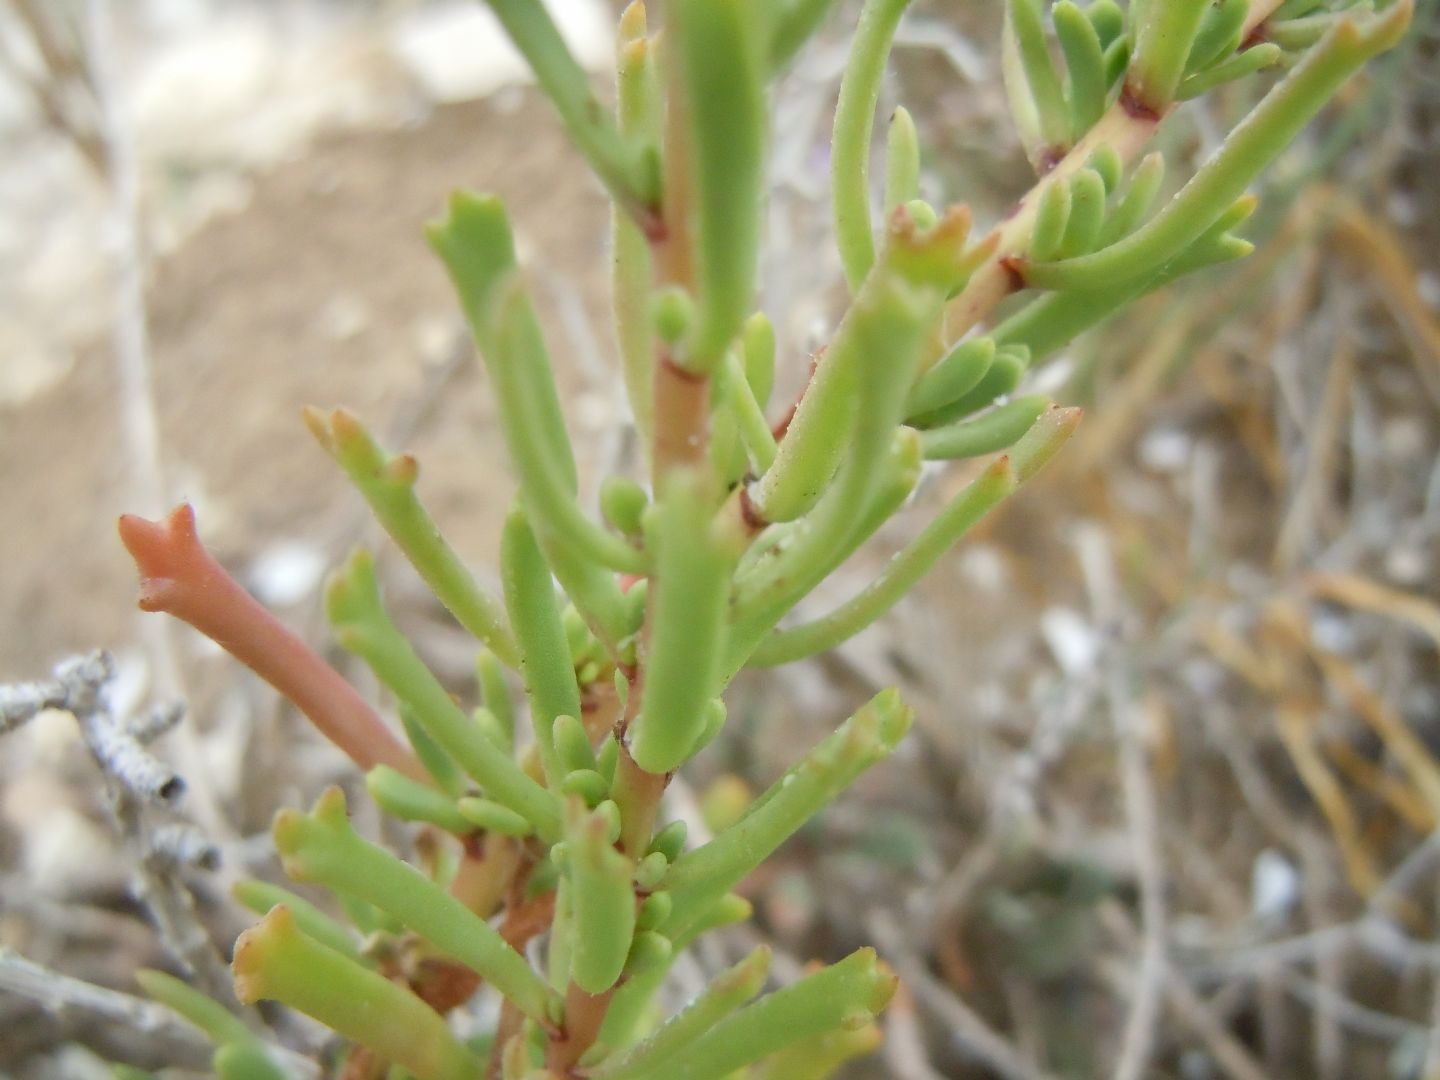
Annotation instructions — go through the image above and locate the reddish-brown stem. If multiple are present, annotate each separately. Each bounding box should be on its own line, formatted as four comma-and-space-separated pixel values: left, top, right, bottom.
117, 503, 426, 782
486, 1000, 524, 1080
652, 353, 711, 472
449, 832, 523, 916
546, 984, 616, 1076
612, 743, 669, 858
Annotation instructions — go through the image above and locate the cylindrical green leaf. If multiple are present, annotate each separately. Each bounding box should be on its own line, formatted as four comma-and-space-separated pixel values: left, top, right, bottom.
1029, 178, 1073, 262
1099, 151, 1165, 245
884, 105, 921, 216
1058, 167, 1107, 257
566, 799, 638, 994
1029, 3, 1413, 289
1054, 0, 1107, 136
832, 0, 916, 289
456, 797, 535, 838
669, 0, 768, 371
628, 467, 739, 774
590, 948, 772, 1080
481, 0, 657, 218
1178, 43, 1282, 100
325, 549, 561, 841
366, 766, 473, 834
747, 456, 1020, 666
614, 4, 660, 446
1005, 0, 1070, 155
742, 312, 777, 409
661, 690, 914, 937
305, 407, 517, 667
234, 906, 482, 1080
1128, 0, 1210, 110
212, 1044, 287, 1080
906, 337, 996, 418
909, 346, 1028, 429
615, 949, 897, 1080
501, 508, 579, 788
231, 880, 360, 961
135, 969, 256, 1049
1185, 0, 1248, 75
477, 649, 516, 751
273, 787, 557, 1022
920, 395, 1050, 460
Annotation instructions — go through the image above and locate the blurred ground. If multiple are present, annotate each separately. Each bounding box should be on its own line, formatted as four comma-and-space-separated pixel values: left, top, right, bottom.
2, 1, 1439, 1079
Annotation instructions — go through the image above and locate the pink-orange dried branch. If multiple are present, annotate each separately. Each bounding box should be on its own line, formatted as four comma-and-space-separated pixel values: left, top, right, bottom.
118, 503, 426, 782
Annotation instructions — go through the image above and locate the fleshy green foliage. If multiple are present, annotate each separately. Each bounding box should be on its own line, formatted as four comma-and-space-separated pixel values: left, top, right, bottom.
121, 1, 1409, 1076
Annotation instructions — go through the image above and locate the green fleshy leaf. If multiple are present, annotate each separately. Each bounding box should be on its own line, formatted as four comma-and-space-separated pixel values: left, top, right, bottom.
833, 0, 917, 289
232, 880, 361, 960
669, 0, 768, 371
274, 787, 557, 1022
920, 395, 1051, 460
1029, 177, 1073, 262
135, 970, 255, 1049
884, 105, 922, 216
481, 0, 658, 220
1185, 0, 1249, 75
326, 549, 562, 841
366, 766, 473, 834
234, 906, 483, 1080
1058, 167, 1107, 257
1129, 0, 1211, 110
305, 407, 517, 667
212, 1044, 289, 1080
629, 467, 739, 774
566, 798, 638, 994
614, 4, 660, 448
662, 691, 913, 937
1178, 42, 1283, 99
589, 948, 771, 1080
1054, 0, 1108, 136
501, 508, 580, 788
907, 337, 997, 418
610, 949, 897, 1080
1028, 2, 1412, 289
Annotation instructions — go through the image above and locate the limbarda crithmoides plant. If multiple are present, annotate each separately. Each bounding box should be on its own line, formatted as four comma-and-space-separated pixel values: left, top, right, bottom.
85, 0, 1416, 1076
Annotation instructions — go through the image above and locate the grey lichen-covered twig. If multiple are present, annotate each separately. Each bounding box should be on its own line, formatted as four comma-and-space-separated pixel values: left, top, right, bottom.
0, 946, 212, 1065
6, 651, 247, 1017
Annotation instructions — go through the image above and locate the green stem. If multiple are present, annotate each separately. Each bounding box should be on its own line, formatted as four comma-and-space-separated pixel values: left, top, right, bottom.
234, 906, 483, 1080
273, 787, 558, 1023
